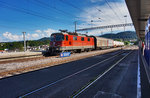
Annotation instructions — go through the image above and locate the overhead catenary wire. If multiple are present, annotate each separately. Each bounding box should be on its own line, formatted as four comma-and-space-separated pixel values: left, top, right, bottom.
0, 24, 36, 31
95, 7, 113, 22
104, 0, 123, 23
0, 19, 49, 31
59, 0, 122, 30
96, 0, 126, 31
59, 0, 100, 19
33, 0, 80, 19
110, 0, 125, 17
120, 0, 129, 14
0, 4, 55, 22
29, 0, 68, 18
25, 0, 75, 26
0, 1, 71, 25
59, 0, 88, 14
59, 0, 102, 30
109, 0, 131, 31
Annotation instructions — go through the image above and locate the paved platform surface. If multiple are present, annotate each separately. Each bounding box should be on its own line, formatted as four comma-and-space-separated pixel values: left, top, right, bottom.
140, 53, 150, 98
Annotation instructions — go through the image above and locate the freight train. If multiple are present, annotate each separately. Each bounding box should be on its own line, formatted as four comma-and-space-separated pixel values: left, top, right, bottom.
48, 30, 124, 55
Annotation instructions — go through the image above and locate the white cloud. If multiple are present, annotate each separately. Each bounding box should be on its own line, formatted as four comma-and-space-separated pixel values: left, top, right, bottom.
2, 28, 57, 42
0, 37, 3, 42
78, 1, 135, 35
3, 32, 41, 41
31, 33, 39, 38
44, 28, 57, 37
2, 32, 41, 41
35, 30, 42, 33
34, 28, 57, 38
3, 32, 22, 41
26, 33, 31, 40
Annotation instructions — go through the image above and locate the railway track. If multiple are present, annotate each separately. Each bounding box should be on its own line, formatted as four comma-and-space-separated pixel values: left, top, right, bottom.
0, 54, 43, 60
0, 54, 43, 64
18, 49, 133, 98
0, 53, 59, 64
0, 46, 131, 65
0, 48, 123, 79
71, 51, 132, 98
0, 47, 124, 64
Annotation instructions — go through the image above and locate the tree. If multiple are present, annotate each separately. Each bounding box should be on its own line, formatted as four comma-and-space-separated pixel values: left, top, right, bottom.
124, 41, 130, 45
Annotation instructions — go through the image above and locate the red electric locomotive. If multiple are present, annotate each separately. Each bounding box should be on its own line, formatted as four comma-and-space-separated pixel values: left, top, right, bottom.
49, 30, 94, 54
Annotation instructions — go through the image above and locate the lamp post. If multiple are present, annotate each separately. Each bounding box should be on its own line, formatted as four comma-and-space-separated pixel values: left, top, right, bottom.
22, 32, 26, 52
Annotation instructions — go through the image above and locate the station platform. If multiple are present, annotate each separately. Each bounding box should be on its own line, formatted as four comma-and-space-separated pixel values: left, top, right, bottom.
139, 49, 150, 98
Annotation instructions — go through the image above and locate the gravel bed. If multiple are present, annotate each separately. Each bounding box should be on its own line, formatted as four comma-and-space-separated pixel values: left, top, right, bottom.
0, 46, 138, 78
0, 51, 42, 59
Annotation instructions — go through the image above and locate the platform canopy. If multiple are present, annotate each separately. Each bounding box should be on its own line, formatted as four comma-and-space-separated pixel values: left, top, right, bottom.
125, 0, 150, 40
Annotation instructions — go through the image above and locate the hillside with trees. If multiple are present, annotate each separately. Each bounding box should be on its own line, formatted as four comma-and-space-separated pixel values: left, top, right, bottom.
0, 40, 50, 52
100, 31, 137, 41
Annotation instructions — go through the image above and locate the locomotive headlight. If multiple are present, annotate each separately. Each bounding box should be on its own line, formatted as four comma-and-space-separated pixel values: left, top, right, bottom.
56, 47, 60, 50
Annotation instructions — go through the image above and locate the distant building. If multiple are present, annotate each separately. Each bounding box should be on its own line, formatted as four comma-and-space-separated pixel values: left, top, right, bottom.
27, 45, 49, 51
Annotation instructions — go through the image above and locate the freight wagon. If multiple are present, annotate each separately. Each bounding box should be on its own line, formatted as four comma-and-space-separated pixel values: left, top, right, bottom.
91, 36, 114, 49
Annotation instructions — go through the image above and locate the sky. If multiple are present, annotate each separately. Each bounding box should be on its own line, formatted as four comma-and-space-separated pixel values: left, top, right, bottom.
0, 0, 135, 42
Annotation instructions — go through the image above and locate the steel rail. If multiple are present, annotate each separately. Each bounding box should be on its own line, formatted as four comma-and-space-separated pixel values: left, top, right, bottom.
19, 50, 125, 98
72, 51, 132, 98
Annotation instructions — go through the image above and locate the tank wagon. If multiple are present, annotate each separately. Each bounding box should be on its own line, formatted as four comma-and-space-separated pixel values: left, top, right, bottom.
48, 30, 124, 55
114, 41, 124, 47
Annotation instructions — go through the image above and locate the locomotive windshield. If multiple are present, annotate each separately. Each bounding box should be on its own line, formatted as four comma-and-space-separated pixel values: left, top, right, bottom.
50, 36, 54, 41
50, 34, 64, 41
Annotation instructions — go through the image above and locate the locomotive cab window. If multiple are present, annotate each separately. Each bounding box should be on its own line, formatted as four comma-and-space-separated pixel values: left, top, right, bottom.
56, 35, 64, 41
51, 35, 64, 41
88, 38, 90, 41
81, 37, 84, 41
73, 36, 77, 40
66, 35, 68, 41
50, 36, 54, 41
